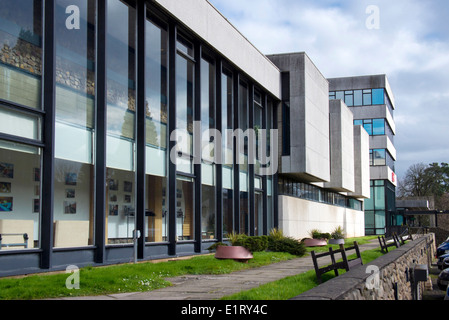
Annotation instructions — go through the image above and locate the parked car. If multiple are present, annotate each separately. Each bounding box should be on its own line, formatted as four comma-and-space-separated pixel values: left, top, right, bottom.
438, 269, 449, 291
444, 258, 449, 270
437, 241, 449, 258
438, 253, 449, 270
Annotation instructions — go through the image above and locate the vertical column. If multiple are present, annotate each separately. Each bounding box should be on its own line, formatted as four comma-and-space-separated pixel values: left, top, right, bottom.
167, 23, 177, 256
136, 0, 146, 259
41, 0, 56, 269
94, 0, 107, 263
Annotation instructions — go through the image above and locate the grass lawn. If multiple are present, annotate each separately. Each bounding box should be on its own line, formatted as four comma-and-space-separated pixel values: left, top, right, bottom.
0, 236, 380, 300
0, 251, 297, 300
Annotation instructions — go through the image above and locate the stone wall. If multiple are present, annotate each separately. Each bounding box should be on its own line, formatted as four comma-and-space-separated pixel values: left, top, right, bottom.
292, 234, 436, 300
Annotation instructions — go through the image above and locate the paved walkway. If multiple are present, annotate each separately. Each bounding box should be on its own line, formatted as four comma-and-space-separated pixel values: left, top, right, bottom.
56, 239, 380, 300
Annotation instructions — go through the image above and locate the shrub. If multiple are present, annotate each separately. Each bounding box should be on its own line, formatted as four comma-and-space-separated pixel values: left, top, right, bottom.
309, 229, 330, 240
207, 242, 227, 252
269, 228, 285, 241
268, 236, 306, 256
234, 235, 269, 252
330, 226, 346, 240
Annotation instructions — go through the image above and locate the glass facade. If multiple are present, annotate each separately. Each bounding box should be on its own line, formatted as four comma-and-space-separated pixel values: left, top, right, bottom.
331, 85, 396, 235
0, 1, 278, 274
278, 177, 362, 211
329, 88, 385, 107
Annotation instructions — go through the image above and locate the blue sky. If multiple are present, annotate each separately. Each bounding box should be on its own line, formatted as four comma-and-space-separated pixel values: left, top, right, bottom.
208, 0, 449, 180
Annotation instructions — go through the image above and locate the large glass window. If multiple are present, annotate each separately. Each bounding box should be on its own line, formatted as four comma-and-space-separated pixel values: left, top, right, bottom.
239, 81, 248, 234
0, 141, 41, 250
370, 149, 386, 166
53, 0, 96, 248
145, 15, 168, 243
372, 88, 385, 105
175, 35, 194, 174
222, 69, 233, 237
354, 118, 385, 136
176, 176, 194, 241
106, 0, 136, 244
254, 90, 262, 175
0, 0, 42, 109
201, 56, 216, 240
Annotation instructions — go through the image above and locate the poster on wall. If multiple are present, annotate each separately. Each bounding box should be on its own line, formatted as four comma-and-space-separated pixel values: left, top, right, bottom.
0, 162, 14, 179
0, 197, 13, 211
109, 204, 118, 216
0, 182, 12, 193
33, 199, 40, 213
124, 181, 132, 193
108, 179, 118, 191
66, 189, 75, 198
34, 168, 40, 182
65, 173, 78, 186
64, 201, 77, 214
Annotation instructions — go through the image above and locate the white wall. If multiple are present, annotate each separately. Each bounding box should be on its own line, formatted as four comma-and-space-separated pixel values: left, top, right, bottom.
278, 195, 365, 240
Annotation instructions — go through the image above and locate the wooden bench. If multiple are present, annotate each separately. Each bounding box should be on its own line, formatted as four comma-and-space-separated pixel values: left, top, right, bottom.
378, 235, 400, 253
311, 241, 363, 284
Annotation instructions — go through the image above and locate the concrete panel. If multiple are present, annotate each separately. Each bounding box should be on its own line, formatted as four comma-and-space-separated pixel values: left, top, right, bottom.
278, 195, 365, 240
370, 135, 397, 160
348, 125, 370, 198
324, 100, 355, 192
154, 0, 281, 99
268, 52, 330, 182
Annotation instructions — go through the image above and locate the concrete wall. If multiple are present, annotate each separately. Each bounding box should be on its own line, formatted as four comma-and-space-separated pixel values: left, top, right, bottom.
268, 52, 330, 183
325, 100, 355, 193
154, 0, 281, 99
278, 195, 365, 240
293, 234, 436, 300
348, 125, 370, 199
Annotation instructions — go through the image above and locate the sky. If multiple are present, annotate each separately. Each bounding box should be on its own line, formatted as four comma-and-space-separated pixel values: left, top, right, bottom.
208, 0, 449, 181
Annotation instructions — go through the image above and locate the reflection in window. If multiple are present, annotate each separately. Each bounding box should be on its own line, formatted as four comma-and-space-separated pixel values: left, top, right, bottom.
354, 118, 385, 136
239, 82, 248, 235
145, 175, 167, 242
370, 149, 386, 166
255, 191, 263, 236
0, 0, 42, 109
177, 177, 194, 241
53, 0, 96, 248
176, 36, 194, 173
222, 70, 233, 237
145, 15, 168, 243
0, 141, 41, 250
330, 88, 385, 106
106, 0, 136, 244
201, 56, 216, 239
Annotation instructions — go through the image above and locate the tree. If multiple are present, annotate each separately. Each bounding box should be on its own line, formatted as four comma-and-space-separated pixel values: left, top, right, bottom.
398, 162, 449, 210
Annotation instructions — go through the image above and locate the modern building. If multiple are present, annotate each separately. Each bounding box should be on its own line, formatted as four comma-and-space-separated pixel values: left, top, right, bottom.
0, 0, 387, 277
267, 53, 370, 240
328, 75, 397, 235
